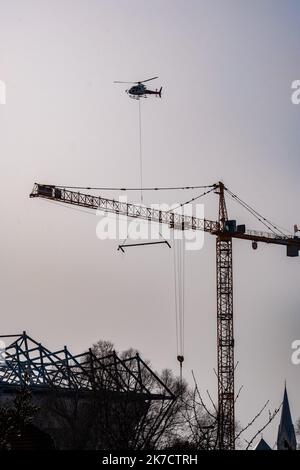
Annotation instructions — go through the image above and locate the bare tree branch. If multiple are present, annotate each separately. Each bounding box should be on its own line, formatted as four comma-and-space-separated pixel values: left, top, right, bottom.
245, 404, 282, 450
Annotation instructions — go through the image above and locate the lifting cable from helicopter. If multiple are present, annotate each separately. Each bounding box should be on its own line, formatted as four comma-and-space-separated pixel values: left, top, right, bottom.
114, 77, 162, 204
114, 76, 186, 373
138, 98, 143, 203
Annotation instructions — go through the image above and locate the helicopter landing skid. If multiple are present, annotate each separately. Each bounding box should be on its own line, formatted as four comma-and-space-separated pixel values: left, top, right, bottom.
128, 94, 147, 100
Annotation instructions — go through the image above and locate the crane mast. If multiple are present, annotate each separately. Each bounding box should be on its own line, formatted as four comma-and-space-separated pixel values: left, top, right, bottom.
30, 182, 300, 450
216, 182, 234, 449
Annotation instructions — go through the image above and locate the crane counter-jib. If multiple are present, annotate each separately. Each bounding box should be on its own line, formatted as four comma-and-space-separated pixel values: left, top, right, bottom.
232, 231, 300, 248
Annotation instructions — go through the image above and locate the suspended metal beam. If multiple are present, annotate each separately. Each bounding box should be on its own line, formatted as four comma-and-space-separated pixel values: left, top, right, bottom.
117, 241, 171, 252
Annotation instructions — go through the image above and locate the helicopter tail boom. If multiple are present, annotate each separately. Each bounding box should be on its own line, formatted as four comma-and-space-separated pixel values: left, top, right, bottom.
143, 87, 162, 97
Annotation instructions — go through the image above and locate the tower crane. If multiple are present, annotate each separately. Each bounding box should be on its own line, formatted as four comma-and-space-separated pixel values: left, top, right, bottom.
30, 181, 300, 450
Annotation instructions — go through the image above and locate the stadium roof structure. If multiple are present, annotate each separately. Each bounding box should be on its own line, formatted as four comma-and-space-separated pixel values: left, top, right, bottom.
0, 332, 174, 401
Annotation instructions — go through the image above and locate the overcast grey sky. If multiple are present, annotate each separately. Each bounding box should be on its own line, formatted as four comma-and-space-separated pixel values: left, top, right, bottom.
1, 0, 300, 447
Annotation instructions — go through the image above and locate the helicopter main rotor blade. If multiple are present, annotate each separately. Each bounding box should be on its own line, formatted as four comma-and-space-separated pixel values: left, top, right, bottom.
140, 76, 158, 83
114, 81, 136, 84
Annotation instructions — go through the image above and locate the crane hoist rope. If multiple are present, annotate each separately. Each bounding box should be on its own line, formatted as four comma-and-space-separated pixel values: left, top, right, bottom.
173, 232, 185, 383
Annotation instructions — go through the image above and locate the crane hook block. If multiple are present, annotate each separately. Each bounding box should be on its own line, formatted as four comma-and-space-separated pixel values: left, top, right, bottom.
177, 355, 184, 363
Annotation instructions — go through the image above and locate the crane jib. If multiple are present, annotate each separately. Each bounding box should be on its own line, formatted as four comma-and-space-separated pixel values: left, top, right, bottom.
30, 184, 300, 256
30, 183, 219, 233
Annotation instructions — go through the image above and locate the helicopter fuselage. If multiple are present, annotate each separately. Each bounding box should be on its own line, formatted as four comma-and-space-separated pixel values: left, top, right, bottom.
127, 83, 162, 98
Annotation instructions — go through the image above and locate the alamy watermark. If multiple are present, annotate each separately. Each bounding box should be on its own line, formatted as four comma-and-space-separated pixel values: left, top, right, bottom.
96, 197, 205, 251
0, 80, 6, 104
0, 341, 6, 365
291, 340, 300, 365
291, 80, 300, 105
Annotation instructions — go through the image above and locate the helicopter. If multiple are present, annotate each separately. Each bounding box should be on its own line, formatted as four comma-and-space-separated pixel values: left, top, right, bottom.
114, 76, 162, 99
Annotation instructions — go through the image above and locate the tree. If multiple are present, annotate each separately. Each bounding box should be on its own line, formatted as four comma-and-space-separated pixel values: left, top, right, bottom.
0, 386, 38, 450
37, 338, 282, 450
90, 341, 187, 450
172, 372, 281, 450
39, 340, 183, 449
296, 418, 300, 449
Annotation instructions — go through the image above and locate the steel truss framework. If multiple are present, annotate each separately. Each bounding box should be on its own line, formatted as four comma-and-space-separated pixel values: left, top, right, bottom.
216, 236, 234, 449
0, 332, 174, 402
30, 184, 300, 246
30, 184, 220, 233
